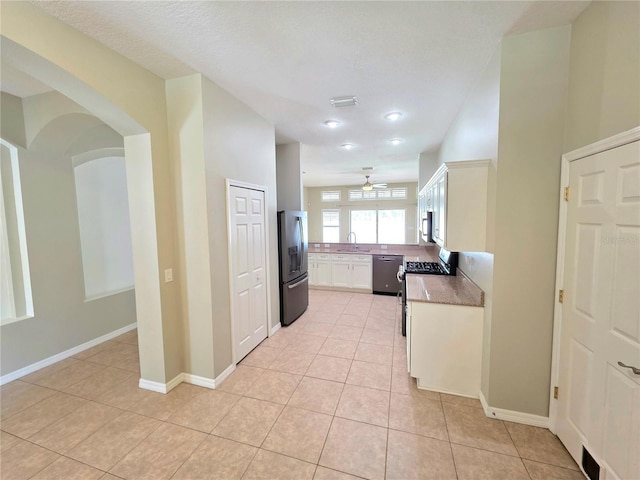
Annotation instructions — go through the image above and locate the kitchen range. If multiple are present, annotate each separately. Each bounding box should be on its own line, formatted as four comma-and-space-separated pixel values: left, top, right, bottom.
399, 247, 459, 336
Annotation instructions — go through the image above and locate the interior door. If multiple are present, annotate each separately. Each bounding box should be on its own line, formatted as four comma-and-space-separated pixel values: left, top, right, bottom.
557, 140, 640, 480
229, 185, 268, 362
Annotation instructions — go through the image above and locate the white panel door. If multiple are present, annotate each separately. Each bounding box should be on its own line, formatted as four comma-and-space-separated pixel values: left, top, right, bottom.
229, 185, 268, 362
557, 140, 640, 480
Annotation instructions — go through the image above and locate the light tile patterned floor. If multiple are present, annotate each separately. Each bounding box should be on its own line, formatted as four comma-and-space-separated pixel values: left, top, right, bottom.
0, 290, 582, 479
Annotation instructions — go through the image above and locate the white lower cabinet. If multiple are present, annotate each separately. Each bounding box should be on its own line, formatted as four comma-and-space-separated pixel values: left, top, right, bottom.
308, 253, 372, 292
329, 255, 351, 288
407, 301, 483, 397
349, 255, 373, 290
308, 253, 331, 287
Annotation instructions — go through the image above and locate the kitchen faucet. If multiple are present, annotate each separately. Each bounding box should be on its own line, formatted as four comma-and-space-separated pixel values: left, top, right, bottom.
346, 232, 357, 250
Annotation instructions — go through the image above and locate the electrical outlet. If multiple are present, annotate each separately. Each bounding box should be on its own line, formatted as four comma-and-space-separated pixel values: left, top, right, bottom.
324, 244, 330, 248
381, 244, 388, 249
314, 243, 320, 248
164, 268, 173, 283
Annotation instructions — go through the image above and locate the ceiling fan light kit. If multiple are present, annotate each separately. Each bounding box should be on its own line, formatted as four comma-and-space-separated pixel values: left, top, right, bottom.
361, 175, 387, 191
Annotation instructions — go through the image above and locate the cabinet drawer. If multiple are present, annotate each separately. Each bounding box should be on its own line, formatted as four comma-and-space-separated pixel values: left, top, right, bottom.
316, 254, 330, 260
351, 255, 372, 263
331, 254, 350, 261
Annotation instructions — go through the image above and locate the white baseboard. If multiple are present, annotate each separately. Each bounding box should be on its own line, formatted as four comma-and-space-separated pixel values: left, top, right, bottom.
182, 373, 216, 389
212, 363, 235, 386
270, 322, 281, 336
138, 378, 169, 394
0, 323, 137, 386
479, 391, 549, 428
139, 363, 237, 394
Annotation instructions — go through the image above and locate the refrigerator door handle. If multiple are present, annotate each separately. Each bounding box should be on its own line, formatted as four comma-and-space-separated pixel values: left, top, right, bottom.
297, 215, 304, 265
287, 275, 309, 289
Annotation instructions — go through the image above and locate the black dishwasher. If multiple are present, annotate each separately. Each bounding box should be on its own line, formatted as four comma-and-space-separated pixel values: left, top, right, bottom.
372, 255, 403, 295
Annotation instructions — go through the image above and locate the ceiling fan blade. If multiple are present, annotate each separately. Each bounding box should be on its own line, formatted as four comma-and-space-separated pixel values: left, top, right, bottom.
372, 183, 387, 188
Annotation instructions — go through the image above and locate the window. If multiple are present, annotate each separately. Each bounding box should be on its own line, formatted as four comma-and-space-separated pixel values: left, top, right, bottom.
378, 209, 405, 243
347, 187, 407, 200
321, 190, 341, 202
350, 210, 377, 243
322, 209, 340, 243
1, 139, 34, 325
349, 209, 405, 244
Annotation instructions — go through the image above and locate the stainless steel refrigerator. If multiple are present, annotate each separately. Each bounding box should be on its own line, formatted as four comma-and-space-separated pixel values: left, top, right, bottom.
277, 211, 308, 326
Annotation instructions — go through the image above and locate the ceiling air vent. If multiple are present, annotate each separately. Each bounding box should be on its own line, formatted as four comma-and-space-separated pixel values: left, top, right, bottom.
331, 96, 358, 107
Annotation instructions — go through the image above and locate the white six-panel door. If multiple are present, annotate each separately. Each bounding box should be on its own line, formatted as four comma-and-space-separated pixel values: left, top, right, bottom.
557, 139, 640, 480
228, 185, 268, 362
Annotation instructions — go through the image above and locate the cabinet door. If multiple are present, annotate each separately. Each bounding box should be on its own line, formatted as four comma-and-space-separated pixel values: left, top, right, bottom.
330, 255, 351, 288
316, 259, 331, 286
351, 257, 372, 290
308, 254, 317, 286
432, 174, 446, 246
406, 302, 412, 373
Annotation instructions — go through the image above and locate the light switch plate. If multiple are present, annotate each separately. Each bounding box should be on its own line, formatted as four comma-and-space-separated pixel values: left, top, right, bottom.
381, 244, 388, 249
164, 268, 173, 283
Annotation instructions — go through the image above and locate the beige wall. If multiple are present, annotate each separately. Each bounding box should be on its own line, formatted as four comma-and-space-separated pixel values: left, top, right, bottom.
276, 143, 303, 211
491, 26, 571, 416
306, 183, 418, 245
166, 74, 214, 380
166, 74, 278, 379
564, 1, 640, 152
426, 26, 573, 417
201, 76, 278, 377
0, 93, 26, 147
0, 93, 136, 375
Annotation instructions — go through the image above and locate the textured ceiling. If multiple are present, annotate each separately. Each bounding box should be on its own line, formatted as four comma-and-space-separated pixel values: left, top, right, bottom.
29, 1, 590, 187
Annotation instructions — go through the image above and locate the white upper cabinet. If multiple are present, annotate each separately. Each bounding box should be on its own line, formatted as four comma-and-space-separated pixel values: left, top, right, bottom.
423, 160, 490, 252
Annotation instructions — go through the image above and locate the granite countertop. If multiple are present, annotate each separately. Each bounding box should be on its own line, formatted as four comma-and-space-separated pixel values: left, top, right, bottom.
308, 243, 438, 262
406, 272, 484, 307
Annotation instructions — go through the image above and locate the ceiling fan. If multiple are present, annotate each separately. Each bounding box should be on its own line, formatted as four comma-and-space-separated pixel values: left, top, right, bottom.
362, 175, 387, 191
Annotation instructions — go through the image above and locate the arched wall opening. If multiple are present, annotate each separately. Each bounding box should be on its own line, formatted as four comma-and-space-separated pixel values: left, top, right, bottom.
0, 35, 173, 385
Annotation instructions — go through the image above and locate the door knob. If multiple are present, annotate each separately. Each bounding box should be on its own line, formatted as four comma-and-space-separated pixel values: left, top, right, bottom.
617, 361, 640, 375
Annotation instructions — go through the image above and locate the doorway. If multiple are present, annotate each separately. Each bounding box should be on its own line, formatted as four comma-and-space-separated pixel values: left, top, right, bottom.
552, 128, 640, 480
227, 181, 270, 363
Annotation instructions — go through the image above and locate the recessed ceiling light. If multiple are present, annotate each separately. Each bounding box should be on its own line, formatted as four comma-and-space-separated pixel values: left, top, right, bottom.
331, 96, 358, 108
324, 120, 341, 128
341, 143, 355, 150
387, 138, 405, 146
384, 112, 403, 121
